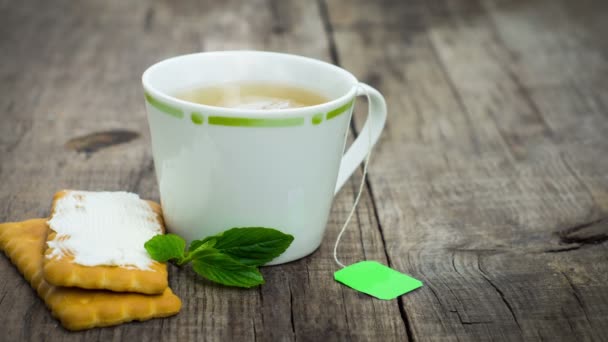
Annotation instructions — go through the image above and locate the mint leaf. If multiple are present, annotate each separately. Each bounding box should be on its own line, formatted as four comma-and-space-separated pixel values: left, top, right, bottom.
211, 228, 294, 266
144, 234, 186, 263
188, 238, 217, 259
144, 227, 294, 288
188, 236, 216, 253
192, 251, 264, 288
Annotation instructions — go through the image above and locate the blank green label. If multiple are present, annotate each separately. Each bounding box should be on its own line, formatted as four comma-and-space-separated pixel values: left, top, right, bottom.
334, 261, 423, 300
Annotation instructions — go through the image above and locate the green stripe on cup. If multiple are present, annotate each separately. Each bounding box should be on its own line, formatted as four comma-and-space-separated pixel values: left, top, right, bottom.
145, 93, 184, 119
191, 112, 204, 125
312, 113, 323, 125
208, 116, 305, 127
326, 99, 354, 120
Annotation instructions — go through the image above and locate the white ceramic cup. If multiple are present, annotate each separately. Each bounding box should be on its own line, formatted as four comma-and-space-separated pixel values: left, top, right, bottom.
142, 51, 386, 264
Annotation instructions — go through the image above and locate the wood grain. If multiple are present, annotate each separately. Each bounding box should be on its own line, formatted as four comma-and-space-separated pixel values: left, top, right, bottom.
328, 0, 608, 340
0, 0, 405, 341
1, 0, 607, 341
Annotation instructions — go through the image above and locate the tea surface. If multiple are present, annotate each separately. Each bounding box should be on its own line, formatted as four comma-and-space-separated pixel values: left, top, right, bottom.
175, 81, 329, 110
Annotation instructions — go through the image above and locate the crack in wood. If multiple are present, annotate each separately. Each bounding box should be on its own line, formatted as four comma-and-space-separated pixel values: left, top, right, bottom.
446, 253, 476, 326
252, 317, 258, 342
456, 318, 494, 325
560, 272, 593, 326
316, 0, 340, 66
425, 283, 460, 341
426, 283, 451, 315
433, 262, 494, 326
397, 297, 416, 342
257, 284, 264, 307
288, 282, 296, 341
304, 263, 312, 287
476, 256, 522, 332
339, 287, 353, 340
544, 245, 582, 253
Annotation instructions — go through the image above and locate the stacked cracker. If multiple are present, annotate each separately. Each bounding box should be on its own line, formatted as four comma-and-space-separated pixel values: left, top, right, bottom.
0, 190, 181, 331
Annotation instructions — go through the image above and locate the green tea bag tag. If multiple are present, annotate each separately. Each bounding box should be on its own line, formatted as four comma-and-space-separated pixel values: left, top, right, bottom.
332, 88, 422, 300
334, 261, 422, 300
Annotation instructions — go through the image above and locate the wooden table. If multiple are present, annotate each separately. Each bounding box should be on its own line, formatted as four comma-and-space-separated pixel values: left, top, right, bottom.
1, 0, 607, 341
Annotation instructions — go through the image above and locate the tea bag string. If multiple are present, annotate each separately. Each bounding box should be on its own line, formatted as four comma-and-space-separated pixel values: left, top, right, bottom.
333, 84, 375, 268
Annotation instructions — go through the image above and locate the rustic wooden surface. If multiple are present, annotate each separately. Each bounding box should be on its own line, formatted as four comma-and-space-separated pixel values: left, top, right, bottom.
1, 0, 607, 341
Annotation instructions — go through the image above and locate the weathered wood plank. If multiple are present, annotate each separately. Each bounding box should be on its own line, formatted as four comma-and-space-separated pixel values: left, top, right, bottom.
327, 0, 608, 340
0, 0, 406, 341
2, 0, 608, 340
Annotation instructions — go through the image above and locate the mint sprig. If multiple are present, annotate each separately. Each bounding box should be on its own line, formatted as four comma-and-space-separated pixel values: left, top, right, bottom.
144, 228, 294, 288
144, 234, 187, 264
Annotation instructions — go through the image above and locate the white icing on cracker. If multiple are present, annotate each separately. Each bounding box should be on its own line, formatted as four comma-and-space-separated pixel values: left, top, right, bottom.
47, 191, 162, 270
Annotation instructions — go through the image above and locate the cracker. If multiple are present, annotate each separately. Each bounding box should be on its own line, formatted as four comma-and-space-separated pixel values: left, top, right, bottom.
0, 219, 182, 331
43, 190, 168, 294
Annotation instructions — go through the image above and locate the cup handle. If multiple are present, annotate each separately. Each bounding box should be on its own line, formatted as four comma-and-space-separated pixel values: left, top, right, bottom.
334, 82, 387, 194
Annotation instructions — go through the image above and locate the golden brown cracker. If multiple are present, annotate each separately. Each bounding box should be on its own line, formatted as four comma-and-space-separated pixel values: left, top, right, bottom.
0, 219, 181, 331
43, 190, 168, 294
